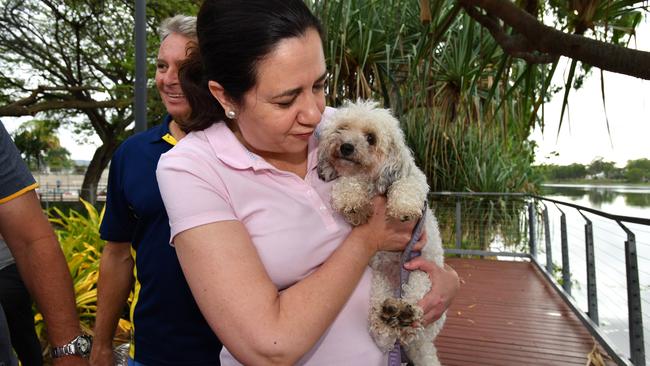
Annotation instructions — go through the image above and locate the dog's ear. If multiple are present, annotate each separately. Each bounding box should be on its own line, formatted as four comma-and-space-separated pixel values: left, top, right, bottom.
317, 148, 339, 182
376, 147, 407, 194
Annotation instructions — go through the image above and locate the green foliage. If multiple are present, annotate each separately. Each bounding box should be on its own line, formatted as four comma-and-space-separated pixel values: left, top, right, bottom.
34, 201, 131, 352
12, 119, 72, 172
536, 163, 588, 180
626, 158, 650, 171
0, 0, 200, 202
312, 0, 547, 193
403, 109, 540, 192
626, 167, 647, 183
432, 194, 530, 253
2, 0, 645, 197
587, 157, 617, 178
537, 158, 650, 183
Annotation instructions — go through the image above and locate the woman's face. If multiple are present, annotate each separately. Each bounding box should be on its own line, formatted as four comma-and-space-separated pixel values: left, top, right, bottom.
231, 28, 326, 160
156, 33, 193, 123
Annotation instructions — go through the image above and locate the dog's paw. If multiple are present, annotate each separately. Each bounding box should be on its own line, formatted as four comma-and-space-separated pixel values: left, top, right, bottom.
387, 201, 423, 222
380, 298, 421, 328
341, 205, 372, 226
369, 303, 399, 352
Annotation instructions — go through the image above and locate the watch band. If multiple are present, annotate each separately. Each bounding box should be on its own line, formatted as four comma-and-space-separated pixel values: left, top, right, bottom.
52, 343, 75, 358
51, 334, 92, 358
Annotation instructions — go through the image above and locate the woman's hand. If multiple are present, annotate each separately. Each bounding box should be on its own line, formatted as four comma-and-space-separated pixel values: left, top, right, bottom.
404, 259, 460, 325
352, 196, 422, 254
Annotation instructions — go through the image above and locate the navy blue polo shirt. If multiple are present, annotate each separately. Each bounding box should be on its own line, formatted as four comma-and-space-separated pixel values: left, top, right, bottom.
100, 115, 222, 365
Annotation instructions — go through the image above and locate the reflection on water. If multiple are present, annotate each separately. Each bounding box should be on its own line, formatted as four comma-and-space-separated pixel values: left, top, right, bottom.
542, 184, 650, 217
540, 184, 649, 363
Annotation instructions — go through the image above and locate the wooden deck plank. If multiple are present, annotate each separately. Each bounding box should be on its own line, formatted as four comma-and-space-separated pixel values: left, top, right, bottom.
436, 258, 616, 365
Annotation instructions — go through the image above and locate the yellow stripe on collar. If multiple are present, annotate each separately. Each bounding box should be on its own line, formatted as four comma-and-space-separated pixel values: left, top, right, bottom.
162, 133, 178, 146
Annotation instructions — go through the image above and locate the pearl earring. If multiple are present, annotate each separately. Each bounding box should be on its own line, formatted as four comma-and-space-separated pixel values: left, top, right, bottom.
226, 110, 236, 119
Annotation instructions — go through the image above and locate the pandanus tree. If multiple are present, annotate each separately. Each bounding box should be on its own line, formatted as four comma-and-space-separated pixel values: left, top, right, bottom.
0, 0, 647, 199
309, 0, 648, 192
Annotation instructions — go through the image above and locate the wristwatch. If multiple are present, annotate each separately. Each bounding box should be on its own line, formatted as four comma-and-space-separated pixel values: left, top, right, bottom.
51, 334, 93, 358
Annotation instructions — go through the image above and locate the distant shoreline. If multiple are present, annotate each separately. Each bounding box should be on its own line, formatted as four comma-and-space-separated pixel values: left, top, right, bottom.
542, 179, 650, 188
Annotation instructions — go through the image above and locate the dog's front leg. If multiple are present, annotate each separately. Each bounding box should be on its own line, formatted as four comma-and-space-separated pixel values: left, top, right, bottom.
331, 176, 374, 226
369, 253, 400, 352
405, 333, 442, 366
386, 170, 429, 222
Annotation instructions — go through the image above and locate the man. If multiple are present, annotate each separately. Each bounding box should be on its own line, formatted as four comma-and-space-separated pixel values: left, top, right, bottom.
0, 120, 90, 366
89, 15, 222, 366
0, 234, 42, 366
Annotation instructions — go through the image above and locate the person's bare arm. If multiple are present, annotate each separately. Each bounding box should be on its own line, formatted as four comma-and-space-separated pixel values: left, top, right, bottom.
89, 242, 134, 366
0, 190, 88, 365
175, 196, 417, 366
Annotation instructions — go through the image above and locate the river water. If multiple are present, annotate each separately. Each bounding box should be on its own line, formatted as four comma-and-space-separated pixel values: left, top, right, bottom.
540, 184, 649, 363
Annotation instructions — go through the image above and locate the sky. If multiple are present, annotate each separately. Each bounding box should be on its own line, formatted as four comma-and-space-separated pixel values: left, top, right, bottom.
3, 20, 650, 167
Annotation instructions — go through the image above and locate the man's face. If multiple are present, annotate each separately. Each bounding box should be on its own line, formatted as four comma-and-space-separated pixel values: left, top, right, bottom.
155, 33, 193, 122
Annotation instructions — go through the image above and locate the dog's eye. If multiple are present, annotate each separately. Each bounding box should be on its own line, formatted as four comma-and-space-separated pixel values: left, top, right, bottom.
366, 133, 376, 146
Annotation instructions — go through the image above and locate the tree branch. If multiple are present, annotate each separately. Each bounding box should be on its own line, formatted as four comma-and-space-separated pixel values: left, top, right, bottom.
459, 0, 650, 80
462, 5, 558, 64
0, 87, 131, 117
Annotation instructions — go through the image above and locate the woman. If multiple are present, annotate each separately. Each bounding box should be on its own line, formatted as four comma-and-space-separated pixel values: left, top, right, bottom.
156, 1, 459, 364
91, 15, 222, 366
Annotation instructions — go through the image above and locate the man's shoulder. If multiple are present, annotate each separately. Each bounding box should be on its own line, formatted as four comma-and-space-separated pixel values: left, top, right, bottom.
162, 127, 213, 160
114, 122, 168, 157
0, 120, 37, 202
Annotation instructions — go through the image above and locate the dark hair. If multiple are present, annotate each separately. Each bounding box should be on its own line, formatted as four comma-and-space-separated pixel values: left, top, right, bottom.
179, 0, 323, 131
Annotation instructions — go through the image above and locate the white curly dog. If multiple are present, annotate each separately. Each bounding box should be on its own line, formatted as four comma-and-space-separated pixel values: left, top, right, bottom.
317, 100, 445, 366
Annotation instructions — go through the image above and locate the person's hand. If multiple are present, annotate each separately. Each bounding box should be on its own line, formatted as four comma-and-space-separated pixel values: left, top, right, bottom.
356, 196, 421, 253
88, 343, 115, 366
404, 258, 460, 325
51, 356, 90, 366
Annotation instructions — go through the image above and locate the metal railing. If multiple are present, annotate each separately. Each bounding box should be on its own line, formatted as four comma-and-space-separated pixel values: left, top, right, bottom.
36, 183, 107, 202
431, 192, 649, 366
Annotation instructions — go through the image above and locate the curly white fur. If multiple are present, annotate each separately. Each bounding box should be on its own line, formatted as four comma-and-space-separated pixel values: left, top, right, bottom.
317, 100, 446, 366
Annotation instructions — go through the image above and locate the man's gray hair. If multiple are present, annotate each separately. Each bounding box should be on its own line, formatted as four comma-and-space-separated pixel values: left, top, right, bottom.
159, 14, 197, 41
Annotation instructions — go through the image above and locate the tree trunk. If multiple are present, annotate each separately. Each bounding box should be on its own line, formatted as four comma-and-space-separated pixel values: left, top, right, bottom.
80, 141, 117, 205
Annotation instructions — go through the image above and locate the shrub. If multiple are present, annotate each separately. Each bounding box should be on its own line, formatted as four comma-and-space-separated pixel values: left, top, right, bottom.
34, 200, 131, 357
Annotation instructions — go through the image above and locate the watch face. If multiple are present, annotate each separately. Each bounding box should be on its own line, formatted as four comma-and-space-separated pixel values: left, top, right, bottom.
76, 335, 92, 355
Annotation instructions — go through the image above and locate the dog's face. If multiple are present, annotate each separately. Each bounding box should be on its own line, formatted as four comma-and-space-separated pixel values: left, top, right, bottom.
317, 100, 406, 185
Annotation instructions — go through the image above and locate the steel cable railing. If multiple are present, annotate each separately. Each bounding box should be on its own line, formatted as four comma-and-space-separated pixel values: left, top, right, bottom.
431, 192, 649, 366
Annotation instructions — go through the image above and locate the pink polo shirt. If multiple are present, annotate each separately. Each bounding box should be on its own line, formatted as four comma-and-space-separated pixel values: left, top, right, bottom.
156, 108, 385, 365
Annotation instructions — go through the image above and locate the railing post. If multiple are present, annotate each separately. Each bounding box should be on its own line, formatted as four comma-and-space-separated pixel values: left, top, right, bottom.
455, 198, 461, 250
528, 201, 536, 259
579, 211, 598, 325
543, 205, 553, 273
618, 222, 645, 366
555, 205, 571, 295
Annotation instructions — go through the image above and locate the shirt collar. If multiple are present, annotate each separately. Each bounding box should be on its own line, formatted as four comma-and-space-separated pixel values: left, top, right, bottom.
202, 106, 335, 173
203, 122, 320, 173
148, 114, 175, 145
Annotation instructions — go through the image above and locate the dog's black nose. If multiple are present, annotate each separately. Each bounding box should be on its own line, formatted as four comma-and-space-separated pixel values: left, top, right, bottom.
340, 143, 355, 156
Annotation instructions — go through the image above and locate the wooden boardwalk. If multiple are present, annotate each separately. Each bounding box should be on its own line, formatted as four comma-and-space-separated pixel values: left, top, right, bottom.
436, 258, 617, 366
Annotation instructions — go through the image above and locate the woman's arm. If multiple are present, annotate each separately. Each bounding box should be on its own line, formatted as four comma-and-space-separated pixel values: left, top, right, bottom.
175, 196, 416, 366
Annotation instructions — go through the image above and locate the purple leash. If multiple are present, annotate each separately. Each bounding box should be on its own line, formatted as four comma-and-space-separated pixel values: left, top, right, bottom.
387, 207, 427, 366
